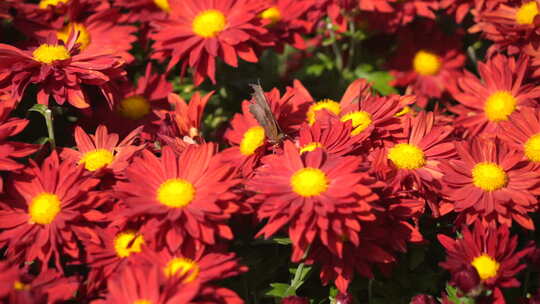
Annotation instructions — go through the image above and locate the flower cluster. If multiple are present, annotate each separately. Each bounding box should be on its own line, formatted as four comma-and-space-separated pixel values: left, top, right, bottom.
0, 0, 539, 304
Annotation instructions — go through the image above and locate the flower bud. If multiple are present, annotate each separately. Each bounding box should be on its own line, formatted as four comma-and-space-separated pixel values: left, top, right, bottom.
451, 265, 481, 294
411, 294, 437, 304
282, 296, 309, 304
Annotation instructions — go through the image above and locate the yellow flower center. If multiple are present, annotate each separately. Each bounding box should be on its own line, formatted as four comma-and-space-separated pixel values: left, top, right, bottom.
340, 110, 373, 135
57, 23, 91, 50
13, 281, 29, 291
484, 91, 517, 122
133, 300, 152, 304
290, 167, 329, 197
156, 178, 196, 208
413, 50, 442, 76
260, 7, 282, 24
117, 95, 151, 120
472, 162, 508, 191
307, 99, 341, 125
192, 10, 227, 38
32, 44, 70, 64
516, 1, 539, 25
395, 106, 411, 117
154, 0, 170, 12
39, 0, 69, 9
471, 254, 500, 281
79, 149, 114, 171
299, 142, 323, 154
240, 126, 266, 156
387, 143, 426, 170
163, 257, 200, 282
113, 231, 145, 258
28, 193, 61, 225
524, 133, 540, 162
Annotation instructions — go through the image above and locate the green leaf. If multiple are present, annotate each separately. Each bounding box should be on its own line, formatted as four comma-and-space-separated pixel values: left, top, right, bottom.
273, 237, 292, 245
353, 64, 398, 96
28, 104, 48, 115
445, 284, 475, 304
266, 283, 293, 298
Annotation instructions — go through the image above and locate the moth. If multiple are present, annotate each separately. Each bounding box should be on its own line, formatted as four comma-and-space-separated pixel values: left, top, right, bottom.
249, 83, 286, 144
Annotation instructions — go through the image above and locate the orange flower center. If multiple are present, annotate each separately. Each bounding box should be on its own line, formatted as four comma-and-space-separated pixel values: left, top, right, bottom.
306, 99, 341, 125
32, 44, 70, 64
13, 281, 29, 291
340, 110, 373, 135
28, 193, 61, 225
79, 149, 114, 171
240, 126, 265, 155
471, 254, 500, 281
260, 7, 282, 25
156, 178, 196, 208
290, 167, 329, 197
133, 300, 152, 304
387, 143, 426, 170
163, 257, 200, 282
57, 23, 91, 50
516, 1, 539, 25
299, 142, 323, 154
113, 231, 145, 258
118, 95, 151, 120
484, 91, 517, 122
154, 0, 170, 12
39, 0, 69, 9
524, 133, 540, 162
471, 162, 507, 191
192, 10, 227, 38
413, 50, 441, 76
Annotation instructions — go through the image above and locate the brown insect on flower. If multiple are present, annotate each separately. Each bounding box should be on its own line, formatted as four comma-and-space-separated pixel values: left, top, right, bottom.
249, 83, 286, 145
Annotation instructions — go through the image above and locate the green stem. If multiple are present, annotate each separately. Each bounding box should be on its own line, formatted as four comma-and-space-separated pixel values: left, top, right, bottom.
345, 20, 356, 71
329, 25, 344, 72
284, 245, 311, 297
44, 108, 56, 150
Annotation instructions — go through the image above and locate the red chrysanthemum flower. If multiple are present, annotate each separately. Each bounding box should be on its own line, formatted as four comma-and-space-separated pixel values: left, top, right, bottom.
469, 0, 540, 54
103, 263, 200, 304
135, 248, 247, 304
115, 144, 239, 253
375, 112, 455, 188
150, 0, 273, 85
296, 115, 361, 157
0, 34, 126, 109
438, 223, 533, 303
61, 125, 144, 175
449, 54, 540, 137
156, 91, 213, 152
18, 8, 137, 63
1, 268, 79, 304
84, 225, 147, 295
439, 138, 540, 230
247, 141, 380, 261
0, 152, 102, 271
306, 193, 423, 292
295, 79, 404, 144
388, 21, 466, 108
0, 93, 38, 191
115, 0, 171, 23
500, 107, 540, 163
362, 0, 439, 33
259, 0, 315, 52
84, 64, 172, 141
